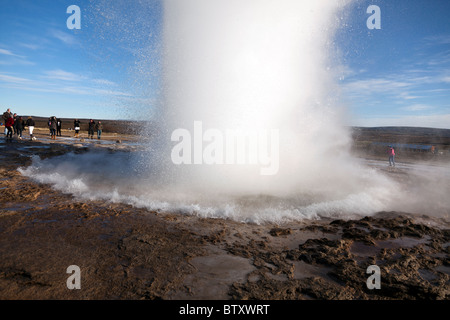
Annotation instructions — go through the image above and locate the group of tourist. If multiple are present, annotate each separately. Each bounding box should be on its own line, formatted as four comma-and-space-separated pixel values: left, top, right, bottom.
2, 108, 36, 140
47, 116, 62, 140
2, 108, 104, 141
74, 118, 103, 139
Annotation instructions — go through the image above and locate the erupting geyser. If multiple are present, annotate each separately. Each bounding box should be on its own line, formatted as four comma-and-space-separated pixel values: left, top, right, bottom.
134, 0, 398, 221
158, 0, 360, 195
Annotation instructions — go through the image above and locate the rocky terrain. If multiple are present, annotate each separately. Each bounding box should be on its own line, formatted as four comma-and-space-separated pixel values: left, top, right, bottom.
0, 137, 449, 300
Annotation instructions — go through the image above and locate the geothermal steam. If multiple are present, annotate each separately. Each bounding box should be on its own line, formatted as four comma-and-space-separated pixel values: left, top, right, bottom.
159, 0, 362, 195
132, 0, 401, 221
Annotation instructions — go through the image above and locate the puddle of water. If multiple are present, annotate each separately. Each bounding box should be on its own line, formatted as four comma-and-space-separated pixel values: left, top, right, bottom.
350, 242, 380, 257
376, 236, 430, 249
19, 145, 51, 150
171, 250, 255, 300
418, 269, 438, 282
292, 260, 334, 280
435, 265, 450, 276
2, 205, 33, 211
266, 272, 288, 282
350, 236, 431, 258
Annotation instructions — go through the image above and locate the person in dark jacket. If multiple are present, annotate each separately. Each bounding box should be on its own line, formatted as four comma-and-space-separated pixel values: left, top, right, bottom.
88, 119, 96, 139
12, 113, 18, 135
56, 118, 62, 136
5, 115, 14, 139
73, 119, 81, 138
50, 116, 57, 140
26, 116, 36, 140
48, 117, 52, 135
95, 121, 103, 139
2, 108, 12, 135
14, 116, 25, 139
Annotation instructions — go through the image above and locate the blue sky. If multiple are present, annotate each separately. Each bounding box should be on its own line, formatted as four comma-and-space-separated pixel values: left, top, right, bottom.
0, 0, 449, 128
338, 0, 450, 128
0, 0, 163, 120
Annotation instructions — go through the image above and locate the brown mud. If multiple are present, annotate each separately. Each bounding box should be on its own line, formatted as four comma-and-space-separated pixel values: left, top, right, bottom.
0, 138, 449, 300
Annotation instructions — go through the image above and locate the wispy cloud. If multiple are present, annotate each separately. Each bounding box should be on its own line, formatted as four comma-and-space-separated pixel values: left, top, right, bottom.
0, 73, 32, 84
423, 34, 450, 45
343, 71, 450, 102
344, 78, 410, 94
92, 78, 117, 86
0, 70, 131, 98
43, 69, 86, 82
400, 104, 434, 112
50, 29, 78, 46
0, 46, 34, 65
18, 42, 40, 50
0, 48, 23, 57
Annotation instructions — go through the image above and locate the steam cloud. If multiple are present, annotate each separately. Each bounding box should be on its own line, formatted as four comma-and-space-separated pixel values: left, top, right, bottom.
157, 0, 368, 196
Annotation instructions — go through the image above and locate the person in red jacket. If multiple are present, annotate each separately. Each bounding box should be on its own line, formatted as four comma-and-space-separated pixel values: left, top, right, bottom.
5, 115, 14, 139
387, 146, 395, 167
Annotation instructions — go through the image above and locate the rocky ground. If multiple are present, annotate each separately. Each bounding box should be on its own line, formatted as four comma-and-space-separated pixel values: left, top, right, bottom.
0, 136, 449, 300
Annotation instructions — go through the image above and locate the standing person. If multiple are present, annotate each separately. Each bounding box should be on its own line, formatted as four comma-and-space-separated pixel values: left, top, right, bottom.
388, 145, 395, 167
88, 119, 96, 139
15, 116, 24, 140
5, 114, 14, 140
50, 116, 57, 140
2, 108, 12, 135
73, 119, 81, 138
12, 113, 18, 135
26, 116, 35, 140
95, 121, 103, 139
48, 117, 52, 136
56, 118, 62, 136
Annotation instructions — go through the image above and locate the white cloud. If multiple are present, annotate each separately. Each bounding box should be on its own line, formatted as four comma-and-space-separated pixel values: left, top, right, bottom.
94, 88, 131, 97
19, 43, 40, 51
0, 45, 35, 65
0, 47, 28, 60
400, 104, 434, 112
43, 69, 85, 82
92, 78, 117, 86
343, 78, 410, 97
0, 48, 19, 57
1, 74, 131, 98
424, 34, 450, 45
0, 73, 32, 84
50, 29, 78, 46
342, 71, 450, 104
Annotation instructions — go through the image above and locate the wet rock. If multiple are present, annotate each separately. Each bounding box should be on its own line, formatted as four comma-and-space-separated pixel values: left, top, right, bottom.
229, 214, 450, 300
269, 227, 292, 237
